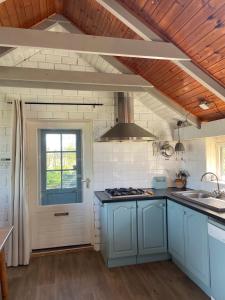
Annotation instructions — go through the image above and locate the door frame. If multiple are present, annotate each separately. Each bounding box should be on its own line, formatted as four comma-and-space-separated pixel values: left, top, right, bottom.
25, 119, 94, 248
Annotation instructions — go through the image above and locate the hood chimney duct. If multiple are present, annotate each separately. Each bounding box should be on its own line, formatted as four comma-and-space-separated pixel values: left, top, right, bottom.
100, 92, 156, 142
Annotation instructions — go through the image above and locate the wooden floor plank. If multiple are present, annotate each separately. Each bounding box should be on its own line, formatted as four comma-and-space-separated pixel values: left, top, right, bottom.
7, 250, 209, 300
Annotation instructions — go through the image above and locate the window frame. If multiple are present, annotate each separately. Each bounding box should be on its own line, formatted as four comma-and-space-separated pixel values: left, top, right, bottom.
39, 129, 82, 205
216, 142, 225, 181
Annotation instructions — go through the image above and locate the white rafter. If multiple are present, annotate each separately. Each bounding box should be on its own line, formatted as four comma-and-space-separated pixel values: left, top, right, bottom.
96, 0, 225, 102
0, 66, 153, 92
0, 27, 190, 61
0, 18, 57, 59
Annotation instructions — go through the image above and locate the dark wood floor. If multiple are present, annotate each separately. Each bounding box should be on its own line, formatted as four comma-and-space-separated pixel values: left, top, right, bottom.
7, 250, 209, 300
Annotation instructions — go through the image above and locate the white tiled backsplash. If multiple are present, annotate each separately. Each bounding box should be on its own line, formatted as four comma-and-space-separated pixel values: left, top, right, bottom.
93, 142, 183, 190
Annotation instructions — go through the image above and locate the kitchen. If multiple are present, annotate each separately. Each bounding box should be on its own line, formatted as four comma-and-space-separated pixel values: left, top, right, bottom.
0, 0, 225, 300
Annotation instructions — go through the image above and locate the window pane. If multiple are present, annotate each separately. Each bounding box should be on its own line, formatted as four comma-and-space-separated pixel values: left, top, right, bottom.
62, 171, 77, 188
62, 134, 76, 151
62, 152, 76, 170
46, 134, 61, 151
46, 153, 61, 170
222, 147, 225, 175
46, 171, 61, 189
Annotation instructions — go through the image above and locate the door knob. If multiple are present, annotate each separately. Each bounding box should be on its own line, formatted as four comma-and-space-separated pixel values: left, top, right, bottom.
82, 178, 91, 188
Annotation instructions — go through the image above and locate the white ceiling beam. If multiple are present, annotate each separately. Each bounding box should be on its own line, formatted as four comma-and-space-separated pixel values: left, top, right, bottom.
96, 0, 225, 102
59, 17, 200, 128
0, 27, 190, 61
0, 17, 57, 58
0, 66, 153, 92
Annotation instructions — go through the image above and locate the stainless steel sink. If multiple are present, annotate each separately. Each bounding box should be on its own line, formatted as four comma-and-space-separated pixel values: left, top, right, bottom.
171, 190, 225, 212
181, 192, 210, 199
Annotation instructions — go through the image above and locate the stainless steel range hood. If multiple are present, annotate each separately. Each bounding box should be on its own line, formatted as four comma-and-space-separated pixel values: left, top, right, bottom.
100, 92, 156, 141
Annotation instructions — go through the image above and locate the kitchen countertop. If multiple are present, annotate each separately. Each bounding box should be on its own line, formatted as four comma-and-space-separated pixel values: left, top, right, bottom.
95, 188, 225, 224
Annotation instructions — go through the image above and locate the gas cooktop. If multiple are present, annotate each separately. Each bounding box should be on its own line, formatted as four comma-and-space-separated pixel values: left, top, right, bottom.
105, 188, 154, 198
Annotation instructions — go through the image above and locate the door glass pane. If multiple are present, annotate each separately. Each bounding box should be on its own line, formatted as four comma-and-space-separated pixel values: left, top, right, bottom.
46, 171, 61, 189
62, 152, 76, 170
46, 134, 61, 151
62, 171, 77, 188
40, 129, 82, 206
62, 134, 76, 151
46, 153, 61, 170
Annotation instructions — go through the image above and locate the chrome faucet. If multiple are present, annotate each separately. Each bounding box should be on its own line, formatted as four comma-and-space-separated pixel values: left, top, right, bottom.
201, 172, 221, 197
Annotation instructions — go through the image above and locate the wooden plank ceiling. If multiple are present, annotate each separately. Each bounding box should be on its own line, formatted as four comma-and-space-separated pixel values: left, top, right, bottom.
0, 0, 225, 122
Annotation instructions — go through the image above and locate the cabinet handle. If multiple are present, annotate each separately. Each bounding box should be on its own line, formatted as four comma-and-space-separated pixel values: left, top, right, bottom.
54, 212, 69, 217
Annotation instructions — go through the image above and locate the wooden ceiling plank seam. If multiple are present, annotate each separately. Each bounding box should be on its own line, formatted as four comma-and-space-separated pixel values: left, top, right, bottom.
172, 85, 207, 98
22, 0, 35, 28
78, 0, 88, 33
144, 64, 189, 86
165, 0, 209, 39
138, 60, 175, 79
5, 0, 20, 27
39, 0, 48, 19
0, 3, 11, 26
172, 1, 225, 48
191, 38, 225, 67
30, 0, 41, 25
160, 76, 197, 94
148, 64, 187, 85
54, 0, 63, 13
96, 0, 225, 102
141, 1, 160, 22
12, 0, 27, 28
158, 0, 192, 32
178, 4, 225, 55
148, 0, 175, 23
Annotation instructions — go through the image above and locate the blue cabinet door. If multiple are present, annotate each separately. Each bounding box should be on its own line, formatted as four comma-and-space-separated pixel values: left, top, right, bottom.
138, 200, 167, 255
167, 200, 185, 265
184, 208, 210, 287
108, 201, 137, 259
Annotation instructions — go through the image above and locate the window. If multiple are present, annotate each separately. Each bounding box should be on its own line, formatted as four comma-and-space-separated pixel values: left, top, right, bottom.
218, 144, 225, 181
40, 129, 82, 205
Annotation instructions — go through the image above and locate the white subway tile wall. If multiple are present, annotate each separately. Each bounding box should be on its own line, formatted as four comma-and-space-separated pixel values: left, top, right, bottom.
0, 46, 183, 249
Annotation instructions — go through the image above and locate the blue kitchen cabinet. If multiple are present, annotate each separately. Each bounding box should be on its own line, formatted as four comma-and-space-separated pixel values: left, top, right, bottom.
108, 201, 137, 259
167, 200, 210, 295
100, 199, 169, 267
100, 201, 138, 267
138, 200, 167, 256
184, 207, 210, 288
167, 200, 185, 265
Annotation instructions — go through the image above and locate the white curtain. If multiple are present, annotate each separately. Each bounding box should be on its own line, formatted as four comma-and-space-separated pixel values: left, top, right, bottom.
9, 100, 30, 266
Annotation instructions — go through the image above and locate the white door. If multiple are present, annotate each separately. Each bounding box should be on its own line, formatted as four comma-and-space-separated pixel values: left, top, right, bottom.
26, 120, 93, 250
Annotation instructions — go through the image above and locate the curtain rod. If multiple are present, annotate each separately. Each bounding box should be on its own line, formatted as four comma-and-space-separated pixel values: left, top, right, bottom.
7, 101, 103, 106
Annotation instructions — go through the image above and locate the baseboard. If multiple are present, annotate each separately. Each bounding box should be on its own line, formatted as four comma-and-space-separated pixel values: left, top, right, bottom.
137, 253, 171, 264
31, 244, 94, 257
107, 256, 137, 268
